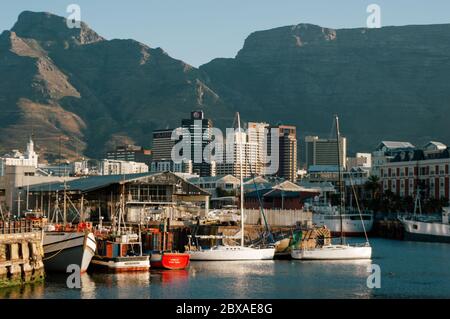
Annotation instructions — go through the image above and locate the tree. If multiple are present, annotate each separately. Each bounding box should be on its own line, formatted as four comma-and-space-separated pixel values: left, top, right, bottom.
365, 175, 381, 200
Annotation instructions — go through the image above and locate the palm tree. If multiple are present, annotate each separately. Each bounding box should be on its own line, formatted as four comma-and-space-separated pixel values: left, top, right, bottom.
365, 175, 381, 200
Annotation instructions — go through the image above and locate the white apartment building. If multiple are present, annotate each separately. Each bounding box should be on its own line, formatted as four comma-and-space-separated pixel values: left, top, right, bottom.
216, 131, 259, 179
247, 122, 269, 175
99, 159, 149, 175
347, 153, 372, 170
151, 159, 193, 174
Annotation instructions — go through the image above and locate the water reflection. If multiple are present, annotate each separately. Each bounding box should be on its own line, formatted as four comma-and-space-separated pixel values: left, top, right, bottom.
80, 273, 96, 299
2, 239, 449, 299
190, 260, 276, 276
151, 269, 189, 284
0, 282, 45, 299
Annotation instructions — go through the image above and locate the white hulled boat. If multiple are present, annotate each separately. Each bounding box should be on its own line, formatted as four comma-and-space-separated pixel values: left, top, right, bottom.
40, 181, 96, 272
399, 193, 450, 243
43, 226, 96, 272
291, 115, 372, 260
186, 112, 275, 261
309, 202, 374, 236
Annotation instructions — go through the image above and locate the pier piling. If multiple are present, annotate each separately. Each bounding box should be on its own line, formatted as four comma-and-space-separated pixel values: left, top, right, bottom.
0, 221, 45, 288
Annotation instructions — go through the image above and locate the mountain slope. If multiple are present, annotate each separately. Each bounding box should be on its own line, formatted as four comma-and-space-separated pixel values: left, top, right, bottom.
0, 11, 227, 161
201, 23, 450, 153
1, 12, 450, 162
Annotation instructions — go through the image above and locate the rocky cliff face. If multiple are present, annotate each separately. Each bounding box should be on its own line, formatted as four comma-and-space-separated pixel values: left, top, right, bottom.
1, 12, 450, 161
0, 11, 225, 161
201, 23, 450, 153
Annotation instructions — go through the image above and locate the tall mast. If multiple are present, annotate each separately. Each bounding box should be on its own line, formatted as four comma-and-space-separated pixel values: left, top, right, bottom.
335, 115, 344, 245
63, 180, 67, 226
237, 112, 245, 247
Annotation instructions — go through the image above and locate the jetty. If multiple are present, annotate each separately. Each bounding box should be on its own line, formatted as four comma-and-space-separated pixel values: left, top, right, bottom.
0, 220, 45, 288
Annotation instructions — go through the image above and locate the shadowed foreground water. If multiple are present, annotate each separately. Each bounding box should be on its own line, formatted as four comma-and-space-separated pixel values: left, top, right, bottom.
1, 238, 450, 299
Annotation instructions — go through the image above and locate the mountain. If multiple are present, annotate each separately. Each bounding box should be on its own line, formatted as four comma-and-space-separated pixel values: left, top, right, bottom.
1, 11, 450, 162
0, 11, 227, 161
200, 23, 450, 154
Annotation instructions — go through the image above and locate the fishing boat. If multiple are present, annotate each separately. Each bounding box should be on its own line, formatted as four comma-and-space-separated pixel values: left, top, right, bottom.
291, 115, 372, 260
43, 223, 96, 272
146, 220, 190, 270
90, 186, 149, 272
185, 112, 275, 261
91, 233, 150, 272
150, 252, 190, 270
38, 182, 96, 273
399, 192, 450, 243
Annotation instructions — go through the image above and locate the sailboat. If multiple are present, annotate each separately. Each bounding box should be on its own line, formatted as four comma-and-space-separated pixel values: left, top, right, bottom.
291, 115, 372, 260
186, 113, 275, 261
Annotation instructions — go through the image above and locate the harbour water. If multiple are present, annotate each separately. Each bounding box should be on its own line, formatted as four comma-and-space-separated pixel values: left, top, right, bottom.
1, 238, 449, 299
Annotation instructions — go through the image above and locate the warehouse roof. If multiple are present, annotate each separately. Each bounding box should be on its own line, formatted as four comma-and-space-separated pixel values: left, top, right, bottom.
27, 172, 210, 197
28, 172, 159, 193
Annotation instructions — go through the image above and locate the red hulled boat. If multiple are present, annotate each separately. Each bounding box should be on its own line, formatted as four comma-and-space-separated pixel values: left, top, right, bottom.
150, 252, 190, 270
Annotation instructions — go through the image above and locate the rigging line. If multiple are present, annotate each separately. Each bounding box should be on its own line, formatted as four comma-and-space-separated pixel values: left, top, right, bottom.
238, 114, 273, 243
348, 172, 370, 244
245, 146, 273, 243
335, 115, 345, 245
42, 233, 82, 261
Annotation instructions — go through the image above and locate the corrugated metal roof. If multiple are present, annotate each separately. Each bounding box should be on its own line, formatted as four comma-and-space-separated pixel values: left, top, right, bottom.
188, 175, 239, 184
28, 172, 159, 193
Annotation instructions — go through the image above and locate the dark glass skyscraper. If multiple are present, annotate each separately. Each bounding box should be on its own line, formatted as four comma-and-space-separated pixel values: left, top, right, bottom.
181, 111, 213, 177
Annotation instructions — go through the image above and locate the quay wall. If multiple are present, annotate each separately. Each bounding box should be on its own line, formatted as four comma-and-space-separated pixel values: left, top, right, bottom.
0, 221, 45, 288
372, 219, 405, 240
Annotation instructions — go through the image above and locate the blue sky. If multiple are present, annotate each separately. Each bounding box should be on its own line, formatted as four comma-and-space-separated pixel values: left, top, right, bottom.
1, 0, 450, 67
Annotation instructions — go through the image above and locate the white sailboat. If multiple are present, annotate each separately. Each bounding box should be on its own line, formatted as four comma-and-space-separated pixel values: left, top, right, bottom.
291, 115, 372, 260
187, 113, 275, 261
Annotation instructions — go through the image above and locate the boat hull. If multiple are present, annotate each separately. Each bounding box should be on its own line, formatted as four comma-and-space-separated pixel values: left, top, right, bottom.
188, 246, 275, 261
90, 256, 150, 272
291, 245, 372, 260
401, 219, 450, 243
150, 253, 190, 270
313, 214, 373, 236
43, 231, 96, 272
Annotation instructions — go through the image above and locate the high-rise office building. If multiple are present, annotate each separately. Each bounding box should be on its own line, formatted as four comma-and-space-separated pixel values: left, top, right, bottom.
152, 129, 177, 162
106, 144, 152, 166
305, 136, 347, 169
247, 122, 270, 176
267, 125, 297, 182
216, 130, 258, 179
181, 111, 213, 177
